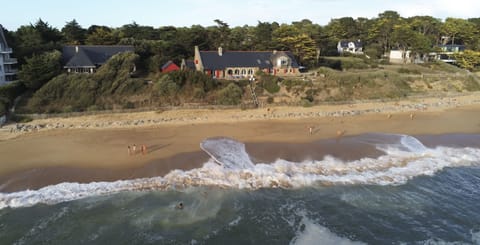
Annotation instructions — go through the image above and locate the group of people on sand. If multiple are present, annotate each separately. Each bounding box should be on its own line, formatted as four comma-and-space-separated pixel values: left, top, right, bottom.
127, 144, 147, 156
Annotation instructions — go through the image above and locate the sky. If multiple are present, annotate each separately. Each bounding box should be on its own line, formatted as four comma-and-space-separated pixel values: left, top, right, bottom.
1, 0, 479, 31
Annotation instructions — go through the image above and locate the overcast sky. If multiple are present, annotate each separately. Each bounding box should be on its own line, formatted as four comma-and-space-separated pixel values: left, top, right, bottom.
2, 0, 479, 30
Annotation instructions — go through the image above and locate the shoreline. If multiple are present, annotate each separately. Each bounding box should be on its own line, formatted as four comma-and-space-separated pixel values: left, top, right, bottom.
1, 93, 480, 192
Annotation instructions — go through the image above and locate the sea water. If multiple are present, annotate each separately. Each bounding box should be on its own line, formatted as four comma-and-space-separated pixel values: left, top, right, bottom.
1, 133, 480, 244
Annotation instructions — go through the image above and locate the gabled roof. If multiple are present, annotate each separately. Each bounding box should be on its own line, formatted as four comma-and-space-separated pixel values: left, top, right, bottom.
338, 40, 363, 48
161, 60, 177, 70
62, 45, 134, 68
199, 50, 299, 70
65, 48, 95, 67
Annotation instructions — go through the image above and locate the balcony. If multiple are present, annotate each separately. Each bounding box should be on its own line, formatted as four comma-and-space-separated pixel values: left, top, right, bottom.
0, 47, 13, 54
4, 69, 18, 75
3, 58, 17, 64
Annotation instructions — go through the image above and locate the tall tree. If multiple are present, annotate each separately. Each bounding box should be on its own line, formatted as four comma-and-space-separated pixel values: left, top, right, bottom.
229, 25, 254, 50
368, 11, 403, 54
272, 24, 302, 50
467, 18, 480, 50
120, 22, 157, 40
253, 21, 275, 50
33, 19, 62, 44
61, 19, 86, 44
85, 26, 119, 45
211, 19, 231, 48
12, 19, 61, 64
392, 23, 431, 62
278, 34, 317, 65
441, 18, 475, 46
325, 17, 359, 40
18, 50, 62, 90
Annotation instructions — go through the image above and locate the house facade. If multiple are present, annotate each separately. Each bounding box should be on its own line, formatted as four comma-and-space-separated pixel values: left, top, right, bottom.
0, 25, 18, 86
389, 50, 411, 64
435, 44, 465, 63
62, 45, 134, 73
193, 46, 299, 79
337, 40, 363, 55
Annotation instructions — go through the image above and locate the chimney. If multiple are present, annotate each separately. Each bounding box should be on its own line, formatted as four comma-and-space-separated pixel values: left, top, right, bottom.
75, 45, 79, 53
218, 47, 223, 56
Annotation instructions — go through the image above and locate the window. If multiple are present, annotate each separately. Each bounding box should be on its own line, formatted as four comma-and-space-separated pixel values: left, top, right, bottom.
241, 69, 246, 75
248, 69, 253, 75
278, 56, 289, 67
234, 69, 240, 75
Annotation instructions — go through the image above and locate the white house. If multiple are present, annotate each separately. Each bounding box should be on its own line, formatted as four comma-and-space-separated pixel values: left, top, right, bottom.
337, 40, 363, 55
0, 25, 17, 86
389, 50, 411, 64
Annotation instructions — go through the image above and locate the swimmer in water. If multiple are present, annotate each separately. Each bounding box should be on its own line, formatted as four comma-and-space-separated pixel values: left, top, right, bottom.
176, 202, 184, 210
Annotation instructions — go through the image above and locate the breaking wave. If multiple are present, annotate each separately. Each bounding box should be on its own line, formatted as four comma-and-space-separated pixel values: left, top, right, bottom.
1, 134, 480, 209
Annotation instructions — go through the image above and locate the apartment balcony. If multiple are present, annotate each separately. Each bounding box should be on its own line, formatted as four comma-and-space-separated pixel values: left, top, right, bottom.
4, 69, 18, 75
3, 58, 17, 64
0, 47, 13, 54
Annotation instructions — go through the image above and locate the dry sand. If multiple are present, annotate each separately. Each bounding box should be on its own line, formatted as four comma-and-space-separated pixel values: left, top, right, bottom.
1, 93, 480, 191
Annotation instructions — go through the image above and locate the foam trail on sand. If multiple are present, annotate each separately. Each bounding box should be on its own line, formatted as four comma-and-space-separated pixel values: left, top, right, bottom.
200, 137, 254, 169
1, 134, 480, 209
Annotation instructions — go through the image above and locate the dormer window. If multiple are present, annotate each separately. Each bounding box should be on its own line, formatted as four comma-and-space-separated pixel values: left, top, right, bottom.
277, 56, 290, 67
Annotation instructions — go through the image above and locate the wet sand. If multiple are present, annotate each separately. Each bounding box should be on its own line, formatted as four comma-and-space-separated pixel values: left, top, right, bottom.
1, 102, 480, 192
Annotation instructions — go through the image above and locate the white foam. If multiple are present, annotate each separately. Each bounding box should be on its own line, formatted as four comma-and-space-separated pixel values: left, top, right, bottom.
471, 229, 480, 244
1, 135, 480, 209
290, 215, 366, 245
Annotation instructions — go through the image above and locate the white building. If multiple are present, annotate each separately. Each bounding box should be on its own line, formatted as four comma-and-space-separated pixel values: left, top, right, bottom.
0, 25, 18, 86
337, 40, 363, 55
389, 50, 411, 64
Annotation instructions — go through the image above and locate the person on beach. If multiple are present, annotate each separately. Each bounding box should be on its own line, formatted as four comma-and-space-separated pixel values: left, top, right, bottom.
127, 145, 131, 156
141, 144, 147, 155
132, 144, 137, 154
309, 126, 313, 135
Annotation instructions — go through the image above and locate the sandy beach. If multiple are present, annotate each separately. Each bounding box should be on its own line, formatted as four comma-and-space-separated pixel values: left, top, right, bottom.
1, 93, 480, 192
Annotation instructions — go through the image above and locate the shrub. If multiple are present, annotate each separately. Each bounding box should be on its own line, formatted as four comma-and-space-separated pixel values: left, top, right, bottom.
301, 99, 314, 107
9, 114, 32, 123
0, 81, 26, 102
397, 68, 421, 74
266, 96, 274, 104
216, 83, 243, 105
0, 98, 7, 115
464, 76, 480, 91
193, 88, 206, 99
123, 101, 135, 109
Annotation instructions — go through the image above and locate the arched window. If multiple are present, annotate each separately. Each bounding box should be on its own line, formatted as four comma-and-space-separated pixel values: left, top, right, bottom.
248, 69, 253, 75
234, 69, 240, 75
227, 69, 233, 75
241, 69, 247, 75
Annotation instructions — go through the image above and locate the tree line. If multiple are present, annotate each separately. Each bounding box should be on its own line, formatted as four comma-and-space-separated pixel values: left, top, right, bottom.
2, 10, 480, 116
3, 10, 480, 72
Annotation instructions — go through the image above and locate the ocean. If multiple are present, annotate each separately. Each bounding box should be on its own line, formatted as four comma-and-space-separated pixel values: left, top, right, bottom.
1, 133, 480, 244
